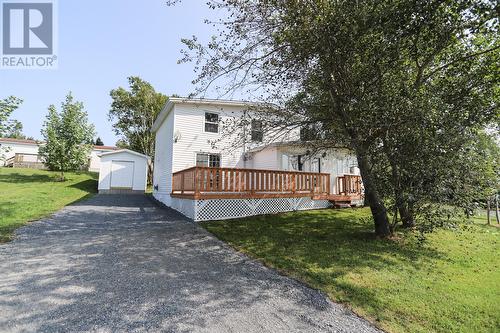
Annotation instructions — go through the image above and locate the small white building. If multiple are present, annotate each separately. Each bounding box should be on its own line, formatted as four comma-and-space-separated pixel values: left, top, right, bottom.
97, 149, 149, 194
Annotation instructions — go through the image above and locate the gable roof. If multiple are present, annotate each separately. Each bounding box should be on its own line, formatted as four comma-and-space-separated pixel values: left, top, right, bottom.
0, 138, 42, 145
98, 148, 150, 160
93, 145, 118, 151
151, 97, 257, 133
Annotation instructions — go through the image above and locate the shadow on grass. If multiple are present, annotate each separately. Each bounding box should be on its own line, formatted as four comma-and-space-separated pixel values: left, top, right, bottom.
0, 202, 19, 242
0, 173, 55, 183
0, 173, 99, 243
69, 179, 98, 193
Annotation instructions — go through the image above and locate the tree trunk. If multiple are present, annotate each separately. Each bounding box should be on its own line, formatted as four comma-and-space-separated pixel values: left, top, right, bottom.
495, 194, 499, 224
400, 204, 416, 228
147, 160, 154, 186
356, 149, 391, 238
487, 198, 491, 225
384, 142, 415, 229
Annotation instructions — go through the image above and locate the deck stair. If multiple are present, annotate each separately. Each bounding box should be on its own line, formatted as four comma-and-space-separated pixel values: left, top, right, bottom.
312, 194, 363, 208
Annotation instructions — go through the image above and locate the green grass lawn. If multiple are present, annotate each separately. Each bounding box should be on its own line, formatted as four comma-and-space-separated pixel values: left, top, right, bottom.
0, 168, 98, 242
203, 208, 500, 333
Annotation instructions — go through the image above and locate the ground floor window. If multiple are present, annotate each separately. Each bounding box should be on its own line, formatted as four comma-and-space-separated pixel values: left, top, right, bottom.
196, 153, 221, 167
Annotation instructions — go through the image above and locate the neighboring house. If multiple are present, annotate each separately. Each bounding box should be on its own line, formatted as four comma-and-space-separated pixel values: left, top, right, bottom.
0, 138, 117, 171
0, 138, 42, 168
151, 97, 363, 222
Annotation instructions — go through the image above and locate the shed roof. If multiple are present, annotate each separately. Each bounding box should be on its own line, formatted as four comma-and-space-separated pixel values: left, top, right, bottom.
98, 149, 150, 160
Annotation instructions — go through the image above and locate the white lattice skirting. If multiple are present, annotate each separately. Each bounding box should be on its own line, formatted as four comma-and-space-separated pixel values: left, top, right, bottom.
168, 196, 332, 222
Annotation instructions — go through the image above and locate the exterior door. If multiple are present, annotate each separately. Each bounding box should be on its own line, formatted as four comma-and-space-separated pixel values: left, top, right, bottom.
110, 160, 134, 189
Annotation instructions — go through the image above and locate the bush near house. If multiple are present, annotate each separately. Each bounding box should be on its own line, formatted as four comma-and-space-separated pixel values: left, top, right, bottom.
0, 168, 97, 242
203, 208, 500, 333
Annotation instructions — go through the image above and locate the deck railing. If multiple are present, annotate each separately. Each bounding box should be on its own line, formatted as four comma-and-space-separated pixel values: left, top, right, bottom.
172, 166, 331, 199
337, 174, 362, 195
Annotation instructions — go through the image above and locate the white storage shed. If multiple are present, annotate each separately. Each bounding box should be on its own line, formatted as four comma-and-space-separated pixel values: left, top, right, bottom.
98, 149, 149, 194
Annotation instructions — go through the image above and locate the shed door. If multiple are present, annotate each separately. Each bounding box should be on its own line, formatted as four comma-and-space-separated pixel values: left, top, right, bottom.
110, 160, 134, 189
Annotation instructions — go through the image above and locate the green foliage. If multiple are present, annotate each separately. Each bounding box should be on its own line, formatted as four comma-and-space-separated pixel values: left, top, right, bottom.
109, 76, 167, 184
4, 120, 25, 139
39, 93, 95, 179
204, 208, 500, 333
94, 136, 104, 146
0, 96, 23, 160
0, 96, 22, 137
0, 168, 97, 242
178, 0, 499, 236
109, 76, 167, 158
115, 139, 129, 149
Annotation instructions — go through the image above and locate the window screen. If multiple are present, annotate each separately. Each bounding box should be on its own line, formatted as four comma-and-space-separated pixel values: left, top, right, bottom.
196, 153, 221, 167
204, 112, 219, 133
251, 119, 263, 142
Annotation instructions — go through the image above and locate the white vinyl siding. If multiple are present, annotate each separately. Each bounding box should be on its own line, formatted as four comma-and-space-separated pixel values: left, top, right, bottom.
152, 109, 175, 202
171, 104, 247, 171
251, 147, 280, 170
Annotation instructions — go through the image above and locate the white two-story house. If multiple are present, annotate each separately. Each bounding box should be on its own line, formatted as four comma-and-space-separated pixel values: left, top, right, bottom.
151, 97, 362, 221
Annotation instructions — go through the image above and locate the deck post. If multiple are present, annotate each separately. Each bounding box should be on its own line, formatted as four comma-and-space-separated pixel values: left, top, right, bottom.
327, 175, 331, 195
180, 172, 185, 194
194, 168, 200, 196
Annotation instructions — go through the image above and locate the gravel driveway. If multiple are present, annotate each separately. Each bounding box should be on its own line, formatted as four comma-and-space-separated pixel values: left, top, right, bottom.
0, 194, 381, 333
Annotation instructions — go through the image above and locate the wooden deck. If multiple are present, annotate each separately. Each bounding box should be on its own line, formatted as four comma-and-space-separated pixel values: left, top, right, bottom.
171, 166, 362, 205
5, 153, 46, 169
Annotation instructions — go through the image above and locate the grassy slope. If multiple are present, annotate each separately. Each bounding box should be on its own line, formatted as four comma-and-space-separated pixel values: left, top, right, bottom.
0, 168, 97, 242
203, 208, 499, 333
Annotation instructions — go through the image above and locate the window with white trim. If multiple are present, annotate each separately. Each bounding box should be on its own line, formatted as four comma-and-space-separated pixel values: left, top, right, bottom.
204, 112, 219, 133
196, 153, 221, 167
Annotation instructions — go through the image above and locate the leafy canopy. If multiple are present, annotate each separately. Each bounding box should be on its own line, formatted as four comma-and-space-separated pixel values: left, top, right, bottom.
39, 93, 95, 179
176, 0, 499, 236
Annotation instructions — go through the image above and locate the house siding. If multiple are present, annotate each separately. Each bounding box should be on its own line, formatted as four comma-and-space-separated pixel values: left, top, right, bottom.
250, 147, 280, 170
171, 103, 247, 171
152, 109, 175, 205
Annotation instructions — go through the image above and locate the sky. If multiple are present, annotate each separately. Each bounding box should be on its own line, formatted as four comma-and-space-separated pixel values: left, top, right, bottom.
0, 0, 217, 146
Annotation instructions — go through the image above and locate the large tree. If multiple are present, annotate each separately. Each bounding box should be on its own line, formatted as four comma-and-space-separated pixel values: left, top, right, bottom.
175, 0, 499, 237
39, 93, 95, 180
109, 77, 168, 182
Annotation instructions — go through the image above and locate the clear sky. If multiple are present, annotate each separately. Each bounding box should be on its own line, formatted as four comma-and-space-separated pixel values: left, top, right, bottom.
0, 0, 216, 146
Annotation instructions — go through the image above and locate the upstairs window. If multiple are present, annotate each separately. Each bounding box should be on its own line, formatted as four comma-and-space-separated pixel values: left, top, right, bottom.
251, 119, 263, 142
204, 112, 219, 133
196, 153, 221, 167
